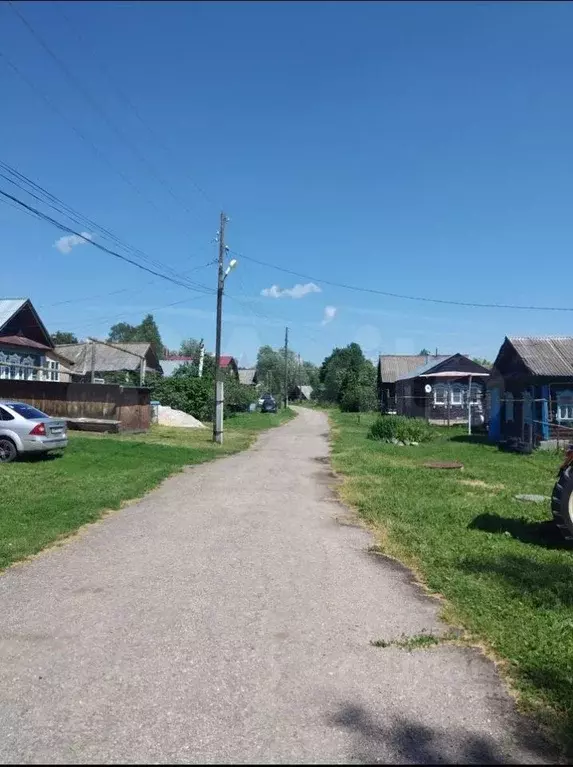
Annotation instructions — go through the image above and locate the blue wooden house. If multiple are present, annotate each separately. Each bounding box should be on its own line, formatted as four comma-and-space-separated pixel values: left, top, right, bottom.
488, 337, 573, 448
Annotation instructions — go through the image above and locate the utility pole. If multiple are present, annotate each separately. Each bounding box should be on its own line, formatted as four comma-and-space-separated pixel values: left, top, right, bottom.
139, 356, 146, 387
283, 326, 289, 409
213, 212, 227, 444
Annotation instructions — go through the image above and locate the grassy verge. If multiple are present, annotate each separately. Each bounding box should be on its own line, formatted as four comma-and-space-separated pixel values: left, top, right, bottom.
329, 410, 573, 751
0, 408, 294, 571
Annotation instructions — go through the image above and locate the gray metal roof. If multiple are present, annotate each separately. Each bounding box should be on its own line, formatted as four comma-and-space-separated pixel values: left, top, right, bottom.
379, 355, 443, 383
159, 359, 193, 378
0, 299, 27, 331
396, 355, 452, 381
238, 368, 257, 385
507, 337, 573, 376
56, 342, 151, 374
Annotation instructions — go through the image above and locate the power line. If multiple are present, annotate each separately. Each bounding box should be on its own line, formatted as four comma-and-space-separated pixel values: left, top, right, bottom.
0, 47, 168, 220
52, 0, 216, 212
0, 159, 215, 292
8, 1, 203, 224
0, 185, 215, 295
230, 249, 573, 313
43, 260, 216, 311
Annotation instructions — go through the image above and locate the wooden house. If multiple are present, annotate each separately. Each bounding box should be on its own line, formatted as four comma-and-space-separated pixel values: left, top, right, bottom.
0, 298, 72, 382
378, 355, 435, 413
55, 341, 162, 383
488, 337, 573, 447
395, 353, 490, 424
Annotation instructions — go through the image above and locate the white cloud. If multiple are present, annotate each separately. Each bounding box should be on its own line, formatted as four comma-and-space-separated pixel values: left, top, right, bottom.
260, 282, 321, 299
54, 231, 93, 254
321, 306, 337, 325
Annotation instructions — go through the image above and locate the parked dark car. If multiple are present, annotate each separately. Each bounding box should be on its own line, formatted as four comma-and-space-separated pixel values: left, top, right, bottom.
260, 395, 277, 414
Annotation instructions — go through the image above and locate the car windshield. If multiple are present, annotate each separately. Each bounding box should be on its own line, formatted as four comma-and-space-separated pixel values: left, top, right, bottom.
4, 403, 49, 420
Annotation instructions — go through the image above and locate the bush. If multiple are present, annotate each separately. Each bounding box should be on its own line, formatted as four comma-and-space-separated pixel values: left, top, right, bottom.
340, 384, 378, 413
149, 375, 213, 422
368, 415, 434, 443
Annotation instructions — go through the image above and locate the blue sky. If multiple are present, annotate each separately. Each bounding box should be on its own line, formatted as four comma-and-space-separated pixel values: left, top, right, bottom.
0, 1, 572, 366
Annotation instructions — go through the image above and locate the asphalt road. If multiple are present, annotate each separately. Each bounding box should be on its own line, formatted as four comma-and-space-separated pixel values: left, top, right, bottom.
0, 408, 554, 764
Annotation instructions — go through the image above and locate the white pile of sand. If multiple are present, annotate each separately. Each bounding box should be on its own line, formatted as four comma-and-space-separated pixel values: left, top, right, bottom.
157, 405, 206, 429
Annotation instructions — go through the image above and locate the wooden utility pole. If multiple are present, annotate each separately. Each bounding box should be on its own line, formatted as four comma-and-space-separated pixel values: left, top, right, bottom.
283, 326, 289, 409
213, 212, 227, 444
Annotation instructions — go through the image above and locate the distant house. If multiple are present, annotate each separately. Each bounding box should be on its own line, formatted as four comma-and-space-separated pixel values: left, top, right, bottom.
55, 341, 162, 383
0, 298, 72, 382
220, 355, 239, 380
159, 356, 195, 378
378, 355, 437, 413
488, 336, 573, 447
292, 384, 313, 401
395, 353, 490, 423
238, 367, 258, 386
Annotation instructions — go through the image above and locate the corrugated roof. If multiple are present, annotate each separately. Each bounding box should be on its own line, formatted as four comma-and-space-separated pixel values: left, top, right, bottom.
159, 359, 193, 378
0, 299, 27, 331
379, 354, 444, 383
55, 342, 148, 374
397, 355, 452, 381
507, 337, 573, 376
238, 368, 257, 385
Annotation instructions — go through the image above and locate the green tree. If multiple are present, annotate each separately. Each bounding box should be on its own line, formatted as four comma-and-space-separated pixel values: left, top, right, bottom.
256, 345, 317, 398
179, 338, 203, 359
472, 357, 492, 369
419, 348, 431, 356
108, 314, 164, 357
51, 331, 78, 345
318, 342, 376, 408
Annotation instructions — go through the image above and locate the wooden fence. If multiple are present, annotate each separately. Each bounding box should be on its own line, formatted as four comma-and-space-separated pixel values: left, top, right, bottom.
0, 380, 150, 432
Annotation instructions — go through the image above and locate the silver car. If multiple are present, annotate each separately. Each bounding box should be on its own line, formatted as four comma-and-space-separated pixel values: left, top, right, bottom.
0, 401, 68, 463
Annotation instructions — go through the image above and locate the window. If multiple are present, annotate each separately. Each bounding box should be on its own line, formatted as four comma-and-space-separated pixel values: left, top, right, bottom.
557, 390, 573, 422
0, 351, 8, 380
0, 406, 14, 421
21, 356, 35, 381
505, 392, 514, 422
433, 384, 446, 405
3, 403, 49, 419
451, 386, 463, 406
8, 353, 21, 380
47, 360, 60, 382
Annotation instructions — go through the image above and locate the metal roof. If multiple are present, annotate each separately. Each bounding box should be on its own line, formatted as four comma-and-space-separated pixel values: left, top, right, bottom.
378, 355, 434, 383
0, 299, 27, 331
395, 355, 451, 381
55, 342, 154, 375
238, 367, 257, 385
159, 359, 193, 378
506, 337, 573, 376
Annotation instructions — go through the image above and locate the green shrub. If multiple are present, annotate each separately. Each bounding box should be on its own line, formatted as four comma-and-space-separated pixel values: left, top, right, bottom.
149, 375, 213, 422
340, 385, 378, 412
368, 415, 434, 443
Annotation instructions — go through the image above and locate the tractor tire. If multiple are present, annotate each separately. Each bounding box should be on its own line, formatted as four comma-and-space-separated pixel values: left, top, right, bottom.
551, 464, 573, 540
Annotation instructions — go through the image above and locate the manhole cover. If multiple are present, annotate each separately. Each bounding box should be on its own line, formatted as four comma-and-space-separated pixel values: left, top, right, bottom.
423, 461, 464, 470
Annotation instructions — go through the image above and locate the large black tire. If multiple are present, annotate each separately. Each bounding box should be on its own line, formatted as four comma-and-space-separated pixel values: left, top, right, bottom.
551, 464, 573, 540
0, 437, 17, 464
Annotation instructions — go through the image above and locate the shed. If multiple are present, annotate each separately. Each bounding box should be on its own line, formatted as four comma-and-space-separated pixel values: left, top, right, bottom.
238, 367, 258, 386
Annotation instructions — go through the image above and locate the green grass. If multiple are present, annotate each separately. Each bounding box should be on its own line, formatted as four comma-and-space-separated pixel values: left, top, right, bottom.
0, 408, 295, 571
329, 410, 573, 750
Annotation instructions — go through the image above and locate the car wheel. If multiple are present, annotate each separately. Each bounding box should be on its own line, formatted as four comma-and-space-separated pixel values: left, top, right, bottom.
551, 464, 573, 540
0, 438, 17, 464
